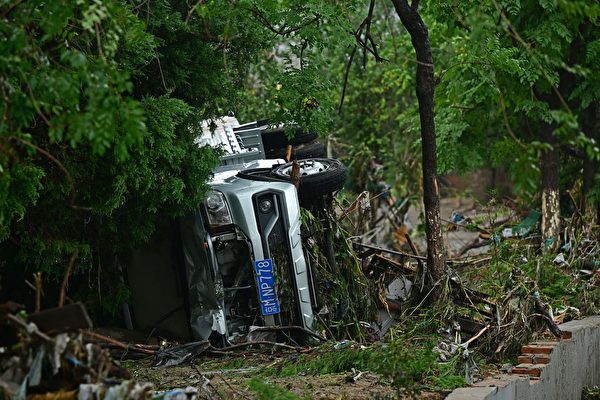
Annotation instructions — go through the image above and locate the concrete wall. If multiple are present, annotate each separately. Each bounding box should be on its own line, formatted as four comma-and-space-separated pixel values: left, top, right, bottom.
446, 316, 600, 400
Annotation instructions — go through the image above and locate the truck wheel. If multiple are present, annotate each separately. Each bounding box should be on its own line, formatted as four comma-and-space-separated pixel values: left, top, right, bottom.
261, 127, 318, 151
266, 142, 326, 160
271, 159, 347, 203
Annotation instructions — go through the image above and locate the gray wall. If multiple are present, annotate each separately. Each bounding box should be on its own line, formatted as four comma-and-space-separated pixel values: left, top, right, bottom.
447, 316, 600, 400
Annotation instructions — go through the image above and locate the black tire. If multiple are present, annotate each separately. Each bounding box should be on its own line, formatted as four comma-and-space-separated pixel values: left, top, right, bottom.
261, 127, 318, 151
266, 142, 327, 160
271, 158, 347, 203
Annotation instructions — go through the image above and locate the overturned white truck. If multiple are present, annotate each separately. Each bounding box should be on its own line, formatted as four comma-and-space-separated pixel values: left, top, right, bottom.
125, 117, 346, 345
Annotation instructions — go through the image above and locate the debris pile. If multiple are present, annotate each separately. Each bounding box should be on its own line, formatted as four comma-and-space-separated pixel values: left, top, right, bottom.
0, 303, 208, 400
1, 306, 138, 399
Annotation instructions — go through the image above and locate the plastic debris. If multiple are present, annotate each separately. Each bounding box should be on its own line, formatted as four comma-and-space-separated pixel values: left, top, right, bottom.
153, 386, 198, 400
152, 341, 211, 367
513, 210, 541, 237
554, 253, 567, 266
492, 234, 501, 246
451, 211, 464, 224
334, 340, 350, 350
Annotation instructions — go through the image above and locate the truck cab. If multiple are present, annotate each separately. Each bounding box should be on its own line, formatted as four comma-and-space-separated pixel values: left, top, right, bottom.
125, 117, 346, 345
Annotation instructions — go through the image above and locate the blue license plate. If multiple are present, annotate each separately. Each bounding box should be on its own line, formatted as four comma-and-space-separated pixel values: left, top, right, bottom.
254, 259, 280, 316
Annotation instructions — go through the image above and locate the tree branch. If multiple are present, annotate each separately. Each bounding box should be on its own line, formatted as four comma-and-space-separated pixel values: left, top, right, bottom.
493, 78, 528, 150
10, 136, 74, 188
59, 250, 79, 307
338, 46, 357, 115
154, 48, 169, 92
352, 0, 385, 63
251, 7, 320, 36
185, 0, 205, 25
0, 0, 25, 19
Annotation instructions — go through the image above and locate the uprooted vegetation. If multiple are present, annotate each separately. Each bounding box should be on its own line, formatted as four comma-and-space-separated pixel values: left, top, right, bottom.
2, 194, 599, 399
138, 195, 598, 396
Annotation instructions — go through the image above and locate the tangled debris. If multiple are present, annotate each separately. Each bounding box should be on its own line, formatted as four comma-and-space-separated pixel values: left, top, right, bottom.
2, 192, 598, 398
1, 307, 135, 399
337, 192, 600, 371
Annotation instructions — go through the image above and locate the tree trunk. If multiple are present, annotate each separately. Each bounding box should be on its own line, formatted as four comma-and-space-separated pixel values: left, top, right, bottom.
540, 130, 561, 252
391, 0, 446, 298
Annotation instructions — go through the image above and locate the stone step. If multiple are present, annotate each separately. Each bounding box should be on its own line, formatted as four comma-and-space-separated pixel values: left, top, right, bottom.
511, 363, 546, 377
518, 354, 551, 364
521, 344, 555, 354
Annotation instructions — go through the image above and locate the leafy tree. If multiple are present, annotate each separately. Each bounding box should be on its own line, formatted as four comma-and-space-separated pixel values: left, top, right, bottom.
0, 0, 358, 315
0, 0, 277, 312
429, 0, 600, 249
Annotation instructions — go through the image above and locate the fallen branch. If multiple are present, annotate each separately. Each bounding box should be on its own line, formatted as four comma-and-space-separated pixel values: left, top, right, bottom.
5, 313, 54, 343
217, 340, 302, 352
351, 241, 427, 261
59, 250, 79, 307
448, 256, 493, 267
461, 325, 489, 347
80, 330, 156, 355
456, 238, 490, 257
250, 325, 327, 342
441, 217, 490, 234
372, 253, 417, 274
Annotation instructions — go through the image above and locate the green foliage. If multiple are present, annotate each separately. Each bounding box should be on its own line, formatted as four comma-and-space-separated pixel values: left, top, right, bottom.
464, 235, 600, 315
247, 379, 301, 400
0, 0, 268, 313
300, 208, 376, 340
261, 340, 464, 392
267, 346, 385, 377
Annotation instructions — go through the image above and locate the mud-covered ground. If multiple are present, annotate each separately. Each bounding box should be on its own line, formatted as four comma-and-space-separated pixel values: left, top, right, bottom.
124, 350, 449, 400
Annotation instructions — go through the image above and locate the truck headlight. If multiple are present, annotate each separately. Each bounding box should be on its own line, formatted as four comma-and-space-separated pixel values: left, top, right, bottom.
204, 190, 232, 227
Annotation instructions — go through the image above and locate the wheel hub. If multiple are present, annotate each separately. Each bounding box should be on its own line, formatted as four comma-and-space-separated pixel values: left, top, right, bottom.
279, 160, 329, 176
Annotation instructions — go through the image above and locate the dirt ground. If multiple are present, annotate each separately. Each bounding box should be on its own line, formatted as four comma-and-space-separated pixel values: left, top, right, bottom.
125, 355, 448, 400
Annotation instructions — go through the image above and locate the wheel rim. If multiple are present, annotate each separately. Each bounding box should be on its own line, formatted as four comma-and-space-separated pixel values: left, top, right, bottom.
278, 160, 330, 176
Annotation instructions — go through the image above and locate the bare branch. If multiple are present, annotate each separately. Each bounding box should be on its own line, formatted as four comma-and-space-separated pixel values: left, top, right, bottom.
251, 7, 320, 36
10, 136, 74, 187
338, 46, 357, 115
0, 0, 25, 19
25, 84, 50, 126
352, 0, 385, 63
59, 250, 79, 307
185, 0, 205, 25
154, 48, 169, 92
493, 78, 528, 150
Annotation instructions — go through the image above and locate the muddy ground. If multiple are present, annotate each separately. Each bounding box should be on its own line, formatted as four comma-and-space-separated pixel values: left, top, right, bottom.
124, 351, 450, 400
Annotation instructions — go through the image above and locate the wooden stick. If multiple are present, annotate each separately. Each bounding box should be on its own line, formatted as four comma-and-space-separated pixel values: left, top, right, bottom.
462, 325, 489, 347
217, 340, 301, 352
249, 325, 327, 342
59, 250, 78, 307
6, 313, 54, 343
351, 241, 428, 261
80, 330, 156, 355
34, 272, 42, 313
